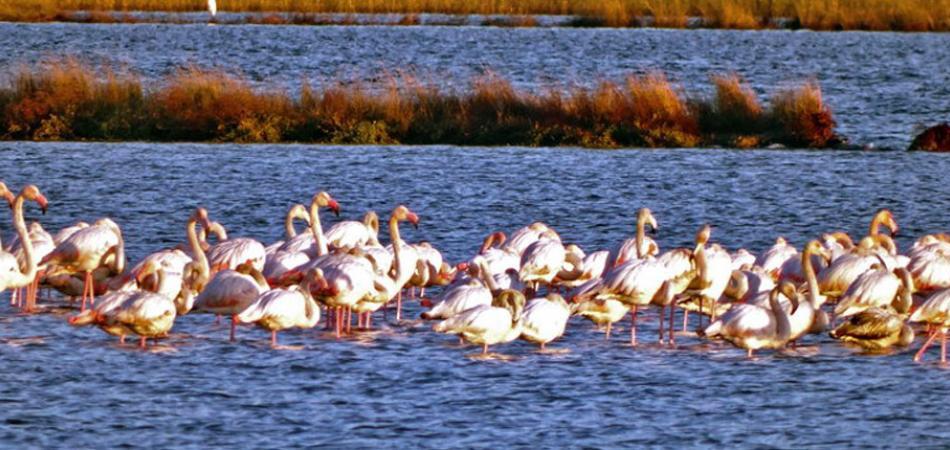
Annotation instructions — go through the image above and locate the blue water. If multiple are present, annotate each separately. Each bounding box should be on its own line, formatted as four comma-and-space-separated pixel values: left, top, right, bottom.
0, 142, 949, 447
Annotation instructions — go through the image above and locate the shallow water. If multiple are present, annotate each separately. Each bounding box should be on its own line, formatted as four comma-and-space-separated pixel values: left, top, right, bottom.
1, 142, 950, 447
1, 23, 948, 149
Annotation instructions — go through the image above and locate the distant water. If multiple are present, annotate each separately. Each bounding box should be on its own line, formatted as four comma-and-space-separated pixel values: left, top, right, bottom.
1, 142, 950, 447
1, 23, 948, 149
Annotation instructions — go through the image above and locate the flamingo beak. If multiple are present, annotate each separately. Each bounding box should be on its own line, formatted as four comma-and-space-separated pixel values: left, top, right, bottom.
408, 212, 419, 229
36, 194, 48, 214
456, 262, 469, 272
329, 199, 340, 217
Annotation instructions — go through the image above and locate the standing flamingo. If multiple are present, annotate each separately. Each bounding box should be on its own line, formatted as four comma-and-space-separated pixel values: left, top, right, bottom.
519, 293, 571, 350
702, 284, 799, 358
41, 217, 124, 312
193, 261, 269, 342
910, 288, 950, 363
238, 268, 323, 347
69, 259, 177, 348
0, 185, 47, 311
433, 289, 525, 354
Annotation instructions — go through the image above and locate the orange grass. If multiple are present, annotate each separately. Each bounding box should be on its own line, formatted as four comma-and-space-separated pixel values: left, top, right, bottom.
1, 0, 947, 31
0, 61, 843, 148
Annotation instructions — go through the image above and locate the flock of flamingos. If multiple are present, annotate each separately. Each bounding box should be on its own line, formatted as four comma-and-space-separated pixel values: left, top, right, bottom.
3, 181, 950, 362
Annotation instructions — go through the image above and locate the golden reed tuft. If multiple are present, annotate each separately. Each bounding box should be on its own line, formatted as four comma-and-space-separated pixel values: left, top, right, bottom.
0, 60, 842, 148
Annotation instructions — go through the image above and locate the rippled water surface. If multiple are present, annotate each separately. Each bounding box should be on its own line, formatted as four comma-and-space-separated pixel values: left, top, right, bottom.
2, 143, 950, 447
1, 23, 948, 149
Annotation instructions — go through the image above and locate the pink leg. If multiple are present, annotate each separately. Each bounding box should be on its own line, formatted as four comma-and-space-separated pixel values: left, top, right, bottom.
942, 330, 947, 364
139, 336, 147, 349
669, 302, 676, 345
335, 307, 342, 339
682, 310, 689, 332
120, 335, 126, 344
346, 306, 352, 334
86, 271, 96, 307
605, 322, 612, 339
271, 330, 277, 348
229, 315, 237, 342
630, 306, 638, 346
915, 329, 939, 362
420, 287, 426, 298
366, 313, 372, 330
396, 291, 403, 321
658, 305, 665, 344
482, 343, 488, 354
747, 348, 754, 358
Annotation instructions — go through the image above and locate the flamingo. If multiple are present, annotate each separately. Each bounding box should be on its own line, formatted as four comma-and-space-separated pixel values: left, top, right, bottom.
237, 268, 322, 347
909, 289, 950, 363
206, 232, 266, 273
53, 221, 89, 245
433, 289, 525, 354
6, 221, 54, 309
505, 222, 560, 256
835, 262, 914, 319
817, 236, 893, 299
0, 184, 46, 311
326, 210, 379, 250
192, 260, 269, 342
906, 236, 950, 295
468, 231, 520, 279
306, 252, 376, 338
609, 207, 659, 267
555, 246, 609, 290
752, 241, 831, 343
755, 237, 798, 281
41, 217, 124, 312
382, 205, 420, 321
407, 242, 455, 298
702, 284, 799, 358
830, 308, 914, 350
171, 207, 213, 315
519, 234, 566, 292
519, 293, 571, 350
264, 203, 310, 256
730, 248, 756, 271
821, 231, 855, 263
419, 277, 492, 321
68, 259, 177, 348
723, 267, 775, 303
868, 208, 898, 237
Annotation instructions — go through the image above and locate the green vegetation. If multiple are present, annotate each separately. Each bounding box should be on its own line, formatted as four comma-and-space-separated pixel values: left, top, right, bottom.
0, 60, 842, 148
1, 0, 947, 31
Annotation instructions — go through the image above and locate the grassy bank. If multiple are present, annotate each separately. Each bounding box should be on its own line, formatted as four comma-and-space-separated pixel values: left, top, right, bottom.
1, 0, 947, 31
0, 61, 841, 148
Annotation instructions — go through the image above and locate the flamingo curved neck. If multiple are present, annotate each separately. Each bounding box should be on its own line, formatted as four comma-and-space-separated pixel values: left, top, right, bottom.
636, 215, 646, 259
801, 247, 821, 308
309, 202, 328, 257
769, 293, 792, 342
478, 259, 499, 292
187, 216, 210, 288
389, 216, 403, 283
895, 271, 914, 314
11, 194, 35, 284
285, 209, 299, 238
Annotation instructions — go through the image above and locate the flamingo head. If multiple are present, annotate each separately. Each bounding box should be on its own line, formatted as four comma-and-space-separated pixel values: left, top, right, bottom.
392, 205, 419, 229
193, 207, 213, 230
21, 185, 47, 214
874, 208, 898, 236
695, 224, 711, 246
638, 208, 658, 235
804, 240, 831, 263
313, 191, 340, 216
0, 182, 13, 208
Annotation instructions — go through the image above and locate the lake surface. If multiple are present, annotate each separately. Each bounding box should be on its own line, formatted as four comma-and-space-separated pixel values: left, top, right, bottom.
1, 142, 950, 447
1, 23, 948, 149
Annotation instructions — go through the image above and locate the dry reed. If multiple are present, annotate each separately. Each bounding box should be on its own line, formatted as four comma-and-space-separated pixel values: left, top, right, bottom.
2, 0, 947, 31
0, 61, 843, 148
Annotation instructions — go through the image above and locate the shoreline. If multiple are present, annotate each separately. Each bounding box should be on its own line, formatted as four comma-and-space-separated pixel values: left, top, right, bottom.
2, 1, 948, 32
